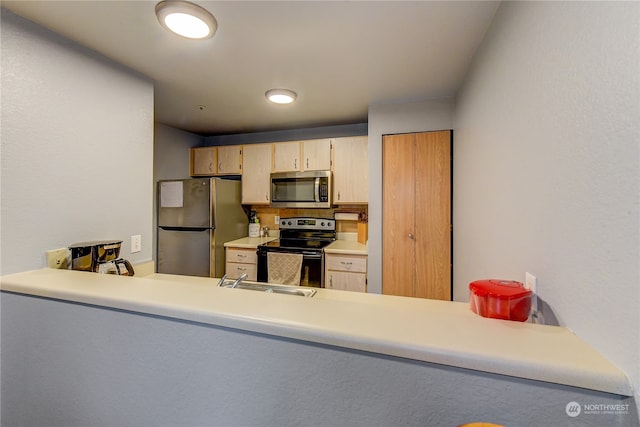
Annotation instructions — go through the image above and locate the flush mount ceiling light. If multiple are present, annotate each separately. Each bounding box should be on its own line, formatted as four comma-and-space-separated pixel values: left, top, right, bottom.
155, 1, 217, 40
265, 89, 297, 104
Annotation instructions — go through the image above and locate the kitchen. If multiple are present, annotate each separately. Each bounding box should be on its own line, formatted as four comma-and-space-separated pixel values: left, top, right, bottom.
1, 1, 638, 426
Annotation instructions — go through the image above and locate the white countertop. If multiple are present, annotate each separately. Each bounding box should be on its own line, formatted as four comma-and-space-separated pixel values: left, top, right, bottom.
223, 236, 277, 248
324, 240, 367, 255
0, 269, 632, 396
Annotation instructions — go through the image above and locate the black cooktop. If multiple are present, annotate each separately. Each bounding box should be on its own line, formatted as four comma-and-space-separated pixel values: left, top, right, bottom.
261, 238, 333, 251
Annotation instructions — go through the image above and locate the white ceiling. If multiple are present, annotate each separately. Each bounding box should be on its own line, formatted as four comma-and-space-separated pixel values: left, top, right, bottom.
3, 1, 500, 135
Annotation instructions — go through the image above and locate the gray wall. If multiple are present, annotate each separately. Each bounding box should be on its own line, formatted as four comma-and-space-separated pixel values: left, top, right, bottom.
0, 10, 154, 274
453, 1, 639, 406
367, 98, 455, 294
3, 292, 637, 427
204, 123, 368, 146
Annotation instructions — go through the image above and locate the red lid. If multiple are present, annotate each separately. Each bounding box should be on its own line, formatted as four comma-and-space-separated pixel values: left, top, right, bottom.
469, 279, 531, 299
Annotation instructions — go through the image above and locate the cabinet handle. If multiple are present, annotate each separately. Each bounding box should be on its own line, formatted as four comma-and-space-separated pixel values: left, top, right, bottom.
337, 191, 341, 201
306, 158, 309, 168
266, 193, 269, 201
237, 254, 246, 258
340, 261, 352, 266
238, 267, 246, 271
329, 276, 333, 288
218, 162, 222, 171
209, 162, 213, 172
408, 233, 415, 240
294, 159, 297, 169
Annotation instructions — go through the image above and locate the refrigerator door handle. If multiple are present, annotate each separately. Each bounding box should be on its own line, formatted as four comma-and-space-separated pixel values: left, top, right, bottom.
159, 226, 211, 232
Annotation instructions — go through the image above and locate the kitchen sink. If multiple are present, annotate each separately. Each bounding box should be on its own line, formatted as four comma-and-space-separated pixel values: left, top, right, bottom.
219, 281, 317, 297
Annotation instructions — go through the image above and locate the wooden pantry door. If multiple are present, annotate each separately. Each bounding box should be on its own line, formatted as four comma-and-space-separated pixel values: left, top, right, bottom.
382, 134, 416, 297
382, 130, 452, 300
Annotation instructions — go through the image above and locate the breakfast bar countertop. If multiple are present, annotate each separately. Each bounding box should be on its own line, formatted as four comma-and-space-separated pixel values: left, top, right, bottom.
0, 268, 633, 398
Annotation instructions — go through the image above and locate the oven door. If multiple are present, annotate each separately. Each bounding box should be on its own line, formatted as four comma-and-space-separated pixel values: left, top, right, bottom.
257, 247, 324, 288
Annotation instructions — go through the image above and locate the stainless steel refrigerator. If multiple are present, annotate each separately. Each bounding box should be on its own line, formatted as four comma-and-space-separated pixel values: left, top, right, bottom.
157, 178, 247, 277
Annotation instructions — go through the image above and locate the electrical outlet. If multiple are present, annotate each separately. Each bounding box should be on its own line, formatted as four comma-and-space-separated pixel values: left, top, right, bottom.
525, 272, 538, 311
274, 215, 280, 225
131, 235, 142, 253
46, 248, 68, 269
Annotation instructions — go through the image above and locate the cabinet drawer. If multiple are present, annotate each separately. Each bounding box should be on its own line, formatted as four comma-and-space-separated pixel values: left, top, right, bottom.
226, 248, 257, 264
325, 255, 367, 273
225, 262, 257, 281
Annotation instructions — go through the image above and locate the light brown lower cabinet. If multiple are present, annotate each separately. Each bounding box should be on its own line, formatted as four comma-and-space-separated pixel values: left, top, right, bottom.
324, 254, 367, 292
225, 247, 258, 281
382, 130, 452, 300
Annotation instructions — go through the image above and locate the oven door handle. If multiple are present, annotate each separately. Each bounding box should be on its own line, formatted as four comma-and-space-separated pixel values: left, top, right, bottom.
260, 249, 323, 259
301, 251, 323, 259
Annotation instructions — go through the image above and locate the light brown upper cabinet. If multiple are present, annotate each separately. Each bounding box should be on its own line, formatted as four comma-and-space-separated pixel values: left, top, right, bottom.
190, 145, 243, 176
382, 130, 451, 300
190, 146, 217, 176
242, 143, 272, 204
272, 139, 331, 172
217, 145, 243, 175
331, 136, 368, 204
302, 139, 332, 171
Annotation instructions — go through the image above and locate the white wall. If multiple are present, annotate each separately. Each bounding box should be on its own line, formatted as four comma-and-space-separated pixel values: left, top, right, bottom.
454, 1, 639, 404
0, 10, 154, 274
367, 98, 454, 294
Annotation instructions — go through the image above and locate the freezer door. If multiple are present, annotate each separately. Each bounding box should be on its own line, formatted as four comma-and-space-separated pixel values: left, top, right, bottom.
157, 228, 212, 277
158, 179, 212, 228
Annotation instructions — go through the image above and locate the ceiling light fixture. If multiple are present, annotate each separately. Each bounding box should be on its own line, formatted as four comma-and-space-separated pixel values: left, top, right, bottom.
265, 89, 297, 104
155, 1, 217, 40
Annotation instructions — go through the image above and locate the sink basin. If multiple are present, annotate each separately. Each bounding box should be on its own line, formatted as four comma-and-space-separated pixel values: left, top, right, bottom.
219, 281, 317, 297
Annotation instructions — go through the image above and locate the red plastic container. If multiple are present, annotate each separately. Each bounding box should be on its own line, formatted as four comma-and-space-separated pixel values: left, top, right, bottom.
469, 279, 532, 322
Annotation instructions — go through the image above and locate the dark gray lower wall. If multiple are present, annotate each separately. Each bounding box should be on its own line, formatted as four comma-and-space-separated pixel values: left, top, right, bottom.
2, 292, 637, 427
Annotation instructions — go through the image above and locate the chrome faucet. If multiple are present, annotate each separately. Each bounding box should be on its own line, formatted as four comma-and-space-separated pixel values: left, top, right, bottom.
217, 274, 228, 287
231, 273, 248, 288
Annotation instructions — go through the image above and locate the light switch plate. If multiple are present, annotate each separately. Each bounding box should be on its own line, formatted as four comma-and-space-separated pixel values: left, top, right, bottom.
525, 272, 538, 311
131, 235, 141, 253
46, 248, 68, 269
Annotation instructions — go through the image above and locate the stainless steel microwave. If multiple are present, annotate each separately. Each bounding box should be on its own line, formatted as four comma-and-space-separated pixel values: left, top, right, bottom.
270, 171, 332, 208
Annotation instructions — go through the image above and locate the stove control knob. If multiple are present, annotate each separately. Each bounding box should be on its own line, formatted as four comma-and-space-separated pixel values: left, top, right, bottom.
281, 220, 286, 226
327, 221, 333, 228
287, 221, 292, 226
320, 222, 325, 227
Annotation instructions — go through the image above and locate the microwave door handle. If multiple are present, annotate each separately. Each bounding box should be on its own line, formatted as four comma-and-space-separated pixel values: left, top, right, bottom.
314, 178, 320, 202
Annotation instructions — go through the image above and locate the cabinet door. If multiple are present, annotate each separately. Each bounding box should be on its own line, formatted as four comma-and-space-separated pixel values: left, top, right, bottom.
302, 139, 331, 171
332, 136, 368, 204
217, 145, 243, 175
326, 271, 367, 292
191, 147, 217, 176
272, 142, 301, 172
242, 144, 272, 204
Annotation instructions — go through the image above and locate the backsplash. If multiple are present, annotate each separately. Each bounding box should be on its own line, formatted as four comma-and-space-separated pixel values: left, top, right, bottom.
249, 205, 368, 238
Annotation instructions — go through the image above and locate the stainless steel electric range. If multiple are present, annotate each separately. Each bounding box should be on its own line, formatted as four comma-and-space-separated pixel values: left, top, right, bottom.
257, 217, 336, 288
